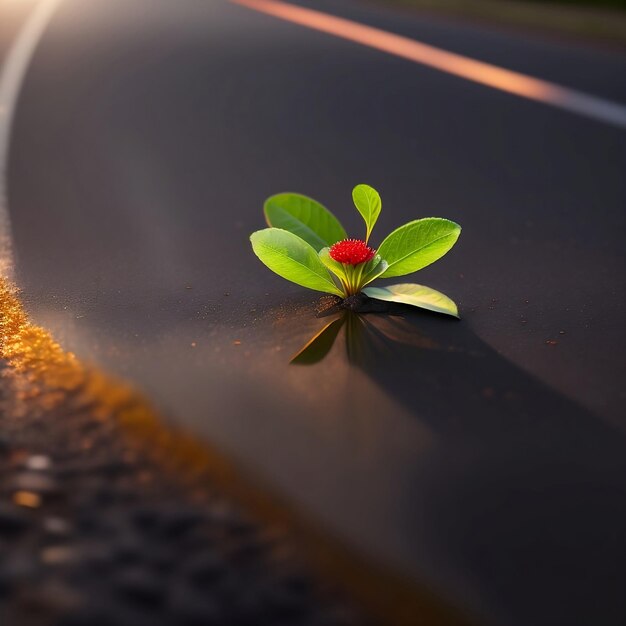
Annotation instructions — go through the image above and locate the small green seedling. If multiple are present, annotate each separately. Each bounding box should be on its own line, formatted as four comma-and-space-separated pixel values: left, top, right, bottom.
250, 184, 461, 317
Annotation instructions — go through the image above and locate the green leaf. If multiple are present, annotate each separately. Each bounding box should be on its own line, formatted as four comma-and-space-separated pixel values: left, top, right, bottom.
251, 228, 343, 296
363, 283, 459, 317
352, 184, 381, 242
264, 193, 347, 252
319, 247, 348, 284
291, 316, 345, 365
361, 254, 389, 287
377, 218, 461, 278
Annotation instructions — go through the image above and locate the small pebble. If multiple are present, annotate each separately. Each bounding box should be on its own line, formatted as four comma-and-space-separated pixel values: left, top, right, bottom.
13, 491, 42, 509
41, 546, 78, 566
25, 455, 52, 471
43, 516, 72, 536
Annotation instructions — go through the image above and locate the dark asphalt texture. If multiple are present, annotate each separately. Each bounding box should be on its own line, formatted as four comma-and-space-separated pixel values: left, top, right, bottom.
4, 0, 626, 625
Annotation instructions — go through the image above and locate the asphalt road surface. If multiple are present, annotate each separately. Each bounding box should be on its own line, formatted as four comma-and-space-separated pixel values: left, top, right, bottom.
3, 0, 626, 624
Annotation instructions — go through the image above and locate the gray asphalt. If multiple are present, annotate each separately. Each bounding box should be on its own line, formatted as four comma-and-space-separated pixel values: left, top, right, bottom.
3, 0, 626, 624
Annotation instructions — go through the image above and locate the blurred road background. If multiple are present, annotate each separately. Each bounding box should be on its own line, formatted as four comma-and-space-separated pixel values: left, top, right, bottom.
1, 0, 625, 624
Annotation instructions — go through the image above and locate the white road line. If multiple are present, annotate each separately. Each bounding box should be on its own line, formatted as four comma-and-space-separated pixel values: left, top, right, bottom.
233, 0, 626, 130
0, 0, 61, 279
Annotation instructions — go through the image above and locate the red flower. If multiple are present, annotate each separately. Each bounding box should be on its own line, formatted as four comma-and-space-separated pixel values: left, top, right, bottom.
329, 239, 376, 265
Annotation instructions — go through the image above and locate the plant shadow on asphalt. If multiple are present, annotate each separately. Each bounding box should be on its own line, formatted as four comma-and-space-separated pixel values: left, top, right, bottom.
291, 298, 614, 444
290, 299, 626, 624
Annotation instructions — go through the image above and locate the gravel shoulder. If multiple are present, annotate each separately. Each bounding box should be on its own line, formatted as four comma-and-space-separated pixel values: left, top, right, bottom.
0, 368, 367, 626
0, 368, 370, 626
0, 278, 366, 626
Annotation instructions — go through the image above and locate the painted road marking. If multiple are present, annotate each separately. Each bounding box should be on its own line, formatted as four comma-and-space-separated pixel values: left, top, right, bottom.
0, 0, 61, 279
233, 0, 626, 130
